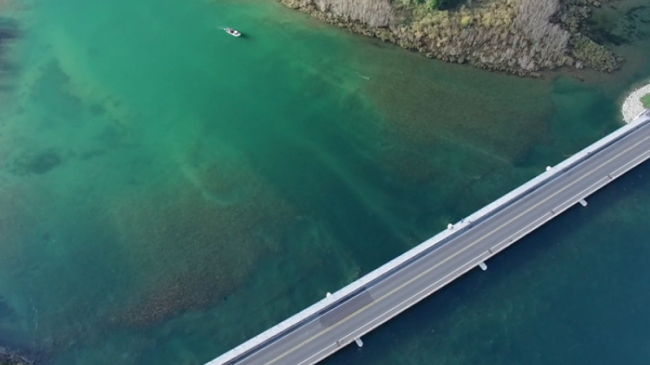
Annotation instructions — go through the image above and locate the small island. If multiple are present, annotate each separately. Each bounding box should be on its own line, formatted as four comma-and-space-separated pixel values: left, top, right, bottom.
280, 0, 620, 76
622, 83, 650, 123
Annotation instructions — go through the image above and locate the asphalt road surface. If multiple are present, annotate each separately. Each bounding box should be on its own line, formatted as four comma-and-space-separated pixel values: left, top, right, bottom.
216, 113, 650, 365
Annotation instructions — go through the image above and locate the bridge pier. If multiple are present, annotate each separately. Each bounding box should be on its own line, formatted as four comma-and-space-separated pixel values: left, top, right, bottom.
478, 261, 487, 271
354, 337, 363, 347
579, 199, 588, 207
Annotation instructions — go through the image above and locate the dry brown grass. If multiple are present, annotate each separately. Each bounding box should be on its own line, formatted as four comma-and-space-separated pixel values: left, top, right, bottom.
291, 0, 395, 27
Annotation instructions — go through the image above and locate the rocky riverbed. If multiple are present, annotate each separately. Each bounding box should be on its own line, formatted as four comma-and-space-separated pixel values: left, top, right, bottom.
0, 348, 33, 365
278, 0, 622, 76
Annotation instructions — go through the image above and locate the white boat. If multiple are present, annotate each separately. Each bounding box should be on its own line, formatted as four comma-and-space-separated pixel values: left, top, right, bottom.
225, 28, 241, 37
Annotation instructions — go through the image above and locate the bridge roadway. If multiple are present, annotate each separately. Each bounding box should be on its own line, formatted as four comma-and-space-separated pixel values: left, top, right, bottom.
209, 111, 650, 365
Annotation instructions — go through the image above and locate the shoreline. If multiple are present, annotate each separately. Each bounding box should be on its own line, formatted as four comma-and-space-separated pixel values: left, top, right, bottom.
622, 83, 650, 123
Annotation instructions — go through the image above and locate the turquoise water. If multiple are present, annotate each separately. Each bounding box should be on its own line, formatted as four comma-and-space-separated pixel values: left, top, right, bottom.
0, 0, 649, 364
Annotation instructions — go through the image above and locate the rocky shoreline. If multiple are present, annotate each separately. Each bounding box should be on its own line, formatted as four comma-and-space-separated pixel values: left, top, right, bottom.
622, 83, 650, 123
279, 0, 622, 76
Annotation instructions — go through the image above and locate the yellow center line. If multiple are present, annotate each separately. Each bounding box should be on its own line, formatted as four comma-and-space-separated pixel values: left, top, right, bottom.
262, 133, 650, 365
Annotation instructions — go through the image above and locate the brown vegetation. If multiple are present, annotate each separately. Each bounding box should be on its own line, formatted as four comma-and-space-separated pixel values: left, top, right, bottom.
310, 0, 395, 26
514, 0, 569, 69
279, 0, 621, 76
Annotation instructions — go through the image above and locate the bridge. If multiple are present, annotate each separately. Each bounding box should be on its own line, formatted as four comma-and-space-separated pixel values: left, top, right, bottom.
207, 110, 650, 365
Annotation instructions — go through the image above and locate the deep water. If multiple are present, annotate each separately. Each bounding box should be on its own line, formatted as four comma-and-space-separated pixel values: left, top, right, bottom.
0, 0, 649, 364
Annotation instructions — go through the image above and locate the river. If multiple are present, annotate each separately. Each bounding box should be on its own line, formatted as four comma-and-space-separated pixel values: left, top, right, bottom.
0, 0, 648, 364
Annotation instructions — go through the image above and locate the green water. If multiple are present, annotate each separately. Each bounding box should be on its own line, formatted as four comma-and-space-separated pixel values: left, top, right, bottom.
0, 0, 649, 364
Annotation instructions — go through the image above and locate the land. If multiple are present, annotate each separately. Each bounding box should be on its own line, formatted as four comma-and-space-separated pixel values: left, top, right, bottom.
278, 0, 622, 76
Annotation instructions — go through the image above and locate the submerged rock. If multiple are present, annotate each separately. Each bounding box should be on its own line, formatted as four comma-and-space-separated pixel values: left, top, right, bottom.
0, 347, 33, 365
11, 150, 62, 175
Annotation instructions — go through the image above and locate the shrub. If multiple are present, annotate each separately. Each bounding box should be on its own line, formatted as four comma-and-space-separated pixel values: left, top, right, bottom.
401, 0, 445, 10
460, 15, 473, 27
426, 0, 443, 10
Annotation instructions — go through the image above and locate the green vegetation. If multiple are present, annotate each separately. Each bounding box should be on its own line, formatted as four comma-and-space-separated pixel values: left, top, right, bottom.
401, 0, 446, 11
460, 14, 472, 27
642, 93, 650, 109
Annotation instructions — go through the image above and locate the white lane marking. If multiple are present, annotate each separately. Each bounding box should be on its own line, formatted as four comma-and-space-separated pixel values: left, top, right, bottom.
337, 251, 491, 346
610, 148, 650, 178
551, 176, 611, 214
295, 343, 338, 365
490, 211, 554, 254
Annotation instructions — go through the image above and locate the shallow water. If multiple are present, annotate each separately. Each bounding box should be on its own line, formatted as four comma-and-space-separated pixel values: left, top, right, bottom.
0, 0, 649, 364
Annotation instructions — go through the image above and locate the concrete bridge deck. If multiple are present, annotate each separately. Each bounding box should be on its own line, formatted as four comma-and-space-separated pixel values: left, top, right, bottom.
207, 110, 650, 365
